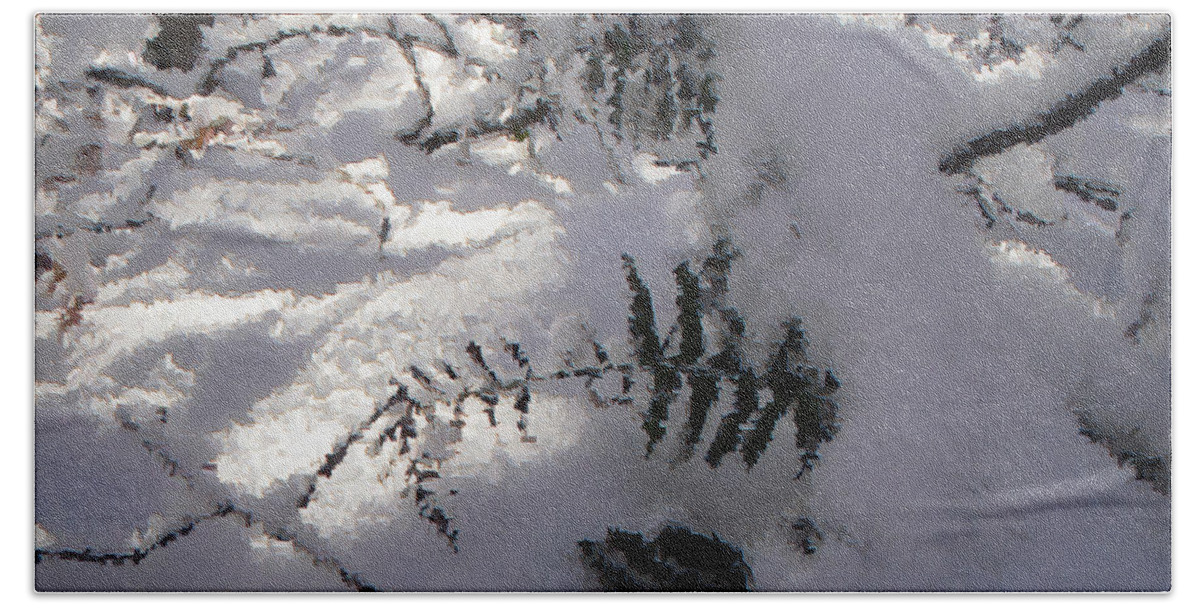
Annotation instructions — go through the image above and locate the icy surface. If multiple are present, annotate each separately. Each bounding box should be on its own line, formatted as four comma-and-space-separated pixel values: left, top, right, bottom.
34, 13, 1170, 591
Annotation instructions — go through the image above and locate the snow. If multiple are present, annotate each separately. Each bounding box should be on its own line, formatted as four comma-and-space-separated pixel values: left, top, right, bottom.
34, 13, 1170, 592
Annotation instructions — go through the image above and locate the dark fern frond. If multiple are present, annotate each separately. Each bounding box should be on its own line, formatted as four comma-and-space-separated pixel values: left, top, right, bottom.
673, 262, 705, 366
704, 366, 759, 468
619, 242, 840, 474
623, 255, 665, 370
679, 369, 719, 458
623, 254, 681, 455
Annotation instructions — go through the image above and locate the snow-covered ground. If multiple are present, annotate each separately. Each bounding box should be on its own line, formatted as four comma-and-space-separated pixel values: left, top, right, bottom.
34, 13, 1170, 591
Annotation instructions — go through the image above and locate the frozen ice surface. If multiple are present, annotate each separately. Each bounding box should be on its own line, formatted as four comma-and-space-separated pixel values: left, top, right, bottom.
34, 13, 1170, 591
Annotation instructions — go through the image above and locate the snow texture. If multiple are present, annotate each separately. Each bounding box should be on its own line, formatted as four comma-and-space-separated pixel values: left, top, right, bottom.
35, 13, 1170, 591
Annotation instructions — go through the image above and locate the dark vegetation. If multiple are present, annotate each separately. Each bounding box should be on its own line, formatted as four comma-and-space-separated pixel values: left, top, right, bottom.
1074, 408, 1170, 495
578, 525, 753, 591
582, 16, 720, 162
621, 240, 842, 477
144, 15, 215, 72
940, 35, 1170, 175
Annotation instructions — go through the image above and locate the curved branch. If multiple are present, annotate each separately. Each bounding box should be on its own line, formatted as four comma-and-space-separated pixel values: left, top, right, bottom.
940, 34, 1170, 174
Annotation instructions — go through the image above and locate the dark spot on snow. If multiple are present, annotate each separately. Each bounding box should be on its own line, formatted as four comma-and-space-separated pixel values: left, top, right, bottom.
261, 54, 276, 78
790, 517, 823, 555
144, 15, 215, 73
578, 524, 753, 591
418, 129, 461, 154
74, 143, 102, 176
